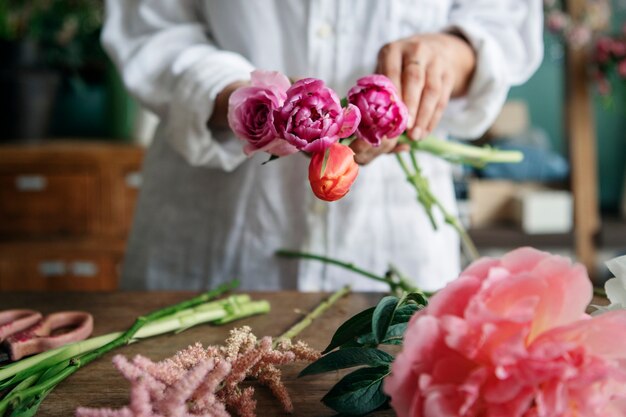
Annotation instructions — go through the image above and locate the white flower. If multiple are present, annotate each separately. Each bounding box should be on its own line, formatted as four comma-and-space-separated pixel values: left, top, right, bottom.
592, 255, 626, 315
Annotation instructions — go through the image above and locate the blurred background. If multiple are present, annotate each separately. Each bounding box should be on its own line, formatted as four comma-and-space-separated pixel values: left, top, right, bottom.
0, 0, 624, 291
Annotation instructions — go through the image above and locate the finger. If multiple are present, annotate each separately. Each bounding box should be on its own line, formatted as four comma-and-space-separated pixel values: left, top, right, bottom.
426, 71, 454, 135
377, 42, 403, 93
411, 60, 443, 139
392, 143, 411, 153
379, 137, 399, 154
350, 139, 376, 165
401, 44, 428, 130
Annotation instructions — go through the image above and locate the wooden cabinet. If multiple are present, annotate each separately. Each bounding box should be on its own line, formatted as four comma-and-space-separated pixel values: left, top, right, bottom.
0, 141, 144, 291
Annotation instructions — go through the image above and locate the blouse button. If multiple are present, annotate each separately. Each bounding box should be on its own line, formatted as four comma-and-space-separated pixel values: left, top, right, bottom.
316, 22, 334, 39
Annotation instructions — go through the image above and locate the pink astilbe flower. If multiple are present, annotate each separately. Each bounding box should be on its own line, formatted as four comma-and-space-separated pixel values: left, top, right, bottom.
384, 247, 626, 417
76, 327, 319, 417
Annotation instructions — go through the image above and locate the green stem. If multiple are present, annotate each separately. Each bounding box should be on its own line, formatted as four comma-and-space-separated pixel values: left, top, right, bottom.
275, 250, 400, 292
0, 281, 241, 414
397, 153, 438, 229
274, 286, 351, 347
398, 135, 524, 166
276, 250, 421, 295
407, 150, 479, 261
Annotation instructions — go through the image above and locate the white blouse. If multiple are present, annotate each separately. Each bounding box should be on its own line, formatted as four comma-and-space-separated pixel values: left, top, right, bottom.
103, 0, 543, 292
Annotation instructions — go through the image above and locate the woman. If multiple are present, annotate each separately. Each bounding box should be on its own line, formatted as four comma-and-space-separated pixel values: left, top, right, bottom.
103, 0, 543, 292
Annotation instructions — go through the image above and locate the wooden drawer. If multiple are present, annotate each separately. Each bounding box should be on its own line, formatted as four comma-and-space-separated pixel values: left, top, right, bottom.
0, 252, 120, 291
0, 172, 98, 237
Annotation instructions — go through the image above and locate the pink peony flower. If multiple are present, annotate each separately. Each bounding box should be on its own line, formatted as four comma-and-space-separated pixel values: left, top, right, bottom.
228, 70, 298, 157
347, 74, 409, 147
384, 247, 626, 417
308, 142, 359, 202
273, 78, 361, 153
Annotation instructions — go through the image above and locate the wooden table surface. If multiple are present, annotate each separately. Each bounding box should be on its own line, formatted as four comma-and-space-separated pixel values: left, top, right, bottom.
0, 291, 396, 417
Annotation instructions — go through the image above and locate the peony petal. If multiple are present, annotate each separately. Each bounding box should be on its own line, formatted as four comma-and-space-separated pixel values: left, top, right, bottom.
338, 104, 361, 138
459, 257, 501, 282
426, 275, 483, 318
500, 247, 551, 275
526, 256, 592, 341
606, 255, 626, 280
531, 310, 626, 360
605, 276, 626, 306
250, 69, 291, 93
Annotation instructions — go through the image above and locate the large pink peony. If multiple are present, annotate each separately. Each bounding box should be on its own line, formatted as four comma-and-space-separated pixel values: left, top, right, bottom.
228, 70, 298, 156
384, 247, 626, 417
273, 78, 361, 154
347, 74, 408, 147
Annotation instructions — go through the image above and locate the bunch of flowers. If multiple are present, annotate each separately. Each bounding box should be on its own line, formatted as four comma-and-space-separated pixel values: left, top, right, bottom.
302, 248, 626, 417
593, 28, 626, 96
228, 70, 407, 202
76, 327, 320, 417
229, 70, 523, 260
543, 0, 610, 48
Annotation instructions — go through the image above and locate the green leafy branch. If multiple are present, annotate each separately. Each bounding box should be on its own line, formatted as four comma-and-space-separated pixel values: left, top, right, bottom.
299, 293, 427, 416
275, 249, 429, 298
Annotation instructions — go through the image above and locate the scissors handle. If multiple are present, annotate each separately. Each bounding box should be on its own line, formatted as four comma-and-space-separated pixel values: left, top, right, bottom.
0, 310, 42, 342
4, 311, 94, 361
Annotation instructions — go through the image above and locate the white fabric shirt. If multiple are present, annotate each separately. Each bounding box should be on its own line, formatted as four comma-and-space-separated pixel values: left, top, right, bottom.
102, 0, 543, 292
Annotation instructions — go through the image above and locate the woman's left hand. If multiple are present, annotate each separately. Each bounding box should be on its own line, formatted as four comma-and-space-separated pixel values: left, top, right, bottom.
351, 32, 476, 165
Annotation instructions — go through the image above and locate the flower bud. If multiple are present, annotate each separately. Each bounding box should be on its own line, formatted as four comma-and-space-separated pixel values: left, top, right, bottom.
308, 143, 359, 202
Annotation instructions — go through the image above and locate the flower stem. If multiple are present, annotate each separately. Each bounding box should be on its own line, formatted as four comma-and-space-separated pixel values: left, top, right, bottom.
398, 135, 524, 166
407, 150, 479, 261
275, 250, 421, 296
0, 281, 251, 414
274, 286, 351, 347
396, 153, 438, 229
275, 250, 397, 290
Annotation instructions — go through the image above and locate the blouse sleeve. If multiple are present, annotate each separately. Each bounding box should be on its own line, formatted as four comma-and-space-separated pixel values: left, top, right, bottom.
102, 0, 254, 170
441, 0, 544, 139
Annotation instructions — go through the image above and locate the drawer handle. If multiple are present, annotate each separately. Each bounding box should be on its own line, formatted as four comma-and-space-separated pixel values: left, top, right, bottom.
71, 261, 99, 277
125, 172, 142, 189
39, 261, 66, 277
15, 175, 47, 192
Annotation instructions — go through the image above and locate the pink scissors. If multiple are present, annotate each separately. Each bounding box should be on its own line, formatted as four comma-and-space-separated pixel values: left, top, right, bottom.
0, 310, 94, 362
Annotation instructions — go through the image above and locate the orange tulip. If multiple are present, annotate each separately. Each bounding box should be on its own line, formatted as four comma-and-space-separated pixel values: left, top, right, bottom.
308, 143, 359, 202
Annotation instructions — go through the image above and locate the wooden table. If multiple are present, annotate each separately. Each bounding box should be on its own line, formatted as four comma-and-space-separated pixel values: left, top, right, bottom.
0, 292, 396, 417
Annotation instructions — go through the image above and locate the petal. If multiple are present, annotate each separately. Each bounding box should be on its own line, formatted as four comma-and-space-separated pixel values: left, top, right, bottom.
427, 275, 483, 318
526, 256, 592, 341
337, 104, 361, 138
606, 255, 626, 280
500, 247, 551, 275
532, 310, 626, 360
250, 69, 291, 93
605, 277, 626, 306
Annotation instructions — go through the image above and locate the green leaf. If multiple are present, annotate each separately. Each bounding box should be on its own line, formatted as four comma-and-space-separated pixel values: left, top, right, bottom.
323, 307, 375, 354
372, 296, 399, 344
320, 147, 331, 177
340, 97, 349, 107
391, 303, 420, 324
338, 340, 365, 349
322, 366, 390, 415
262, 154, 280, 165
299, 348, 393, 377
9, 388, 53, 417
356, 323, 408, 346
403, 291, 429, 307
